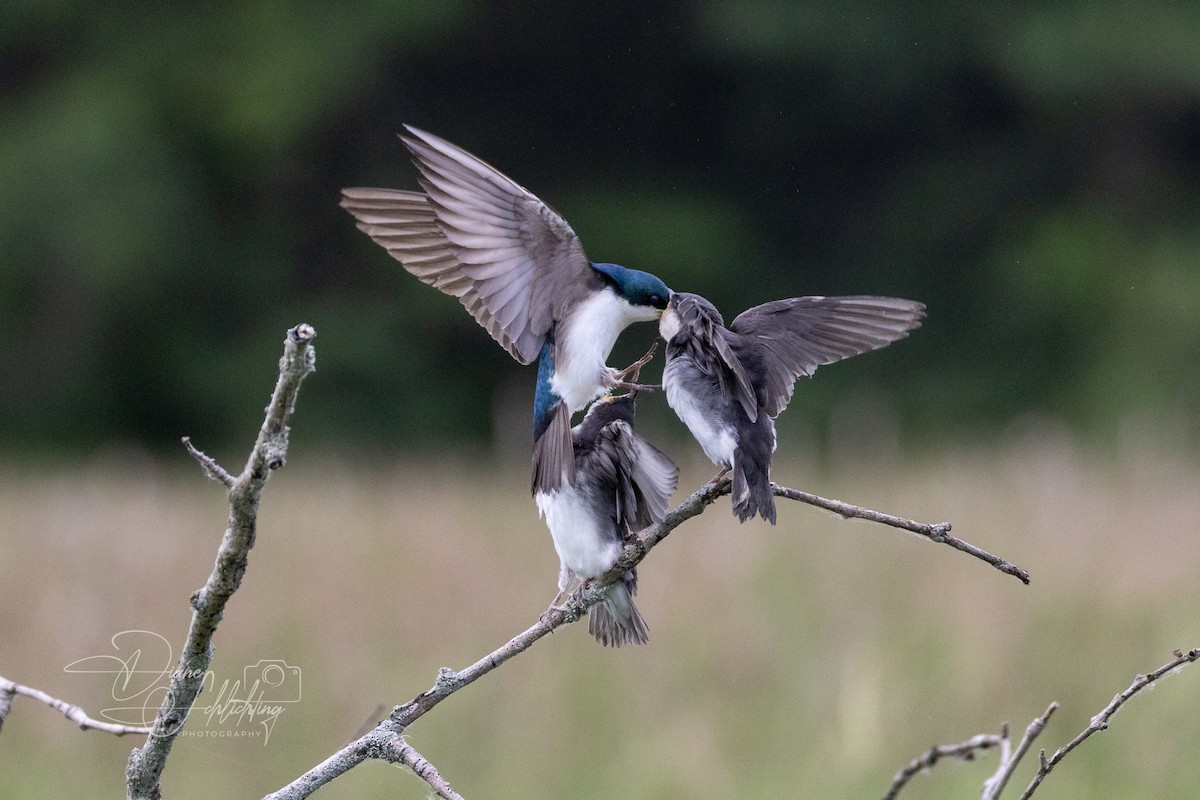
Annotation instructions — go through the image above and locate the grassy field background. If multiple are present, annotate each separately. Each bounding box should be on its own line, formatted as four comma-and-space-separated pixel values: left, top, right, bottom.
2, 428, 1199, 799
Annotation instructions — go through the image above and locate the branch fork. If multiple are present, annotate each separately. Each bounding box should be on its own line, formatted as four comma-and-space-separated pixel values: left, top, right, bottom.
889, 649, 1200, 800
125, 324, 317, 800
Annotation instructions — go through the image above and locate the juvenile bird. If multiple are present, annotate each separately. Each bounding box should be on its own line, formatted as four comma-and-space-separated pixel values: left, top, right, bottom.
536, 392, 678, 647
659, 292, 925, 523
340, 127, 670, 493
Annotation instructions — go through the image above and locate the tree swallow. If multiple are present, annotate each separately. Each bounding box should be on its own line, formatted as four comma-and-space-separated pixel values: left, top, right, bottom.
537, 392, 678, 647
659, 292, 925, 523
340, 127, 671, 493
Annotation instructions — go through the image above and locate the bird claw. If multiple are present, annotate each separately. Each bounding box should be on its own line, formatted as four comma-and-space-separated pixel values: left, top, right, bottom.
612, 341, 659, 384
614, 381, 662, 393
541, 588, 580, 625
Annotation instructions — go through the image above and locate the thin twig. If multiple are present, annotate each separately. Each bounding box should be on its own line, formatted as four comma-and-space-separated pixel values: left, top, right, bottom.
1017, 648, 1200, 799
384, 737, 466, 800
982, 704, 1057, 800
0, 675, 153, 737
771, 483, 1030, 584
882, 732, 1004, 800
182, 436, 235, 487
125, 324, 317, 800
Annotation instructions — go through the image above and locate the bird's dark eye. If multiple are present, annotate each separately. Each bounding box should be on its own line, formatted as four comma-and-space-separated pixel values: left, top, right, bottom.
650, 293, 667, 309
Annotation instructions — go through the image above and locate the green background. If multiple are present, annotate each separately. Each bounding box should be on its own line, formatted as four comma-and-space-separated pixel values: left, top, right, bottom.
4, 0, 1198, 457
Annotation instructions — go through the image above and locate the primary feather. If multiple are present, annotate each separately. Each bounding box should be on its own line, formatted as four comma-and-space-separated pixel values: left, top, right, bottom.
341, 127, 602, 365
729, 296, 926, 418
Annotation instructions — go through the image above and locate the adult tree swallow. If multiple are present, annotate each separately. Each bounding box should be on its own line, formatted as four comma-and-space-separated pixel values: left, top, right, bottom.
659, 292, 925, 523
340, 127, 671, 493
537, 392, 678, 647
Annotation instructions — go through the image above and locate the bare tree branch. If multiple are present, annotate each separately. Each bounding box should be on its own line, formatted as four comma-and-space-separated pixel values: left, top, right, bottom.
263, 719, 466, 800
770, 483, 1030, 584
881, 731, 1004, 800
982, 703, 1057, 800
266, 476, 1026, 799
125, 324, 317, 800
1017, 648, 1200, 799
0, 675, 153, 737
885, 648, 1200, 799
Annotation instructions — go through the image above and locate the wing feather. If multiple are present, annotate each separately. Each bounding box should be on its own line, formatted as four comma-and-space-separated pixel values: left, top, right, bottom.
670, 293, 760, 422
595, 420, 679, 531
401, 127, 598, 362
626, 433, 679, 527
730, 296, 925, 417
340, 188, 470, 296
341, 127, 601, 365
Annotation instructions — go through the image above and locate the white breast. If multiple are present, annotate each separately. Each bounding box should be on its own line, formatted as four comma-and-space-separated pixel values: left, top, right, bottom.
664, 360, 738, 467
536, 488, 622, 579
551, 289, 659, 412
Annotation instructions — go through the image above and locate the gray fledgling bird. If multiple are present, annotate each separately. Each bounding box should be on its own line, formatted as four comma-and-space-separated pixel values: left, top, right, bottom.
536, 393, 678, 647
659, 292, 925, 523
340, 127, 670, 494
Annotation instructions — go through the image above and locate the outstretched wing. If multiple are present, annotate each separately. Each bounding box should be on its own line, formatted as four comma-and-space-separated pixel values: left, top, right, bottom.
623, 428, 679, 528
402, 126, 599, 364
730, 296, 925, 418
341, 129, 600, 364
592, 420, 677, 531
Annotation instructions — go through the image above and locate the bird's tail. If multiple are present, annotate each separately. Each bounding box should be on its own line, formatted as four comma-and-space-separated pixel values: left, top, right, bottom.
731, 455, 776, 524
531, 401, 574, 495
589, 571, 649, 647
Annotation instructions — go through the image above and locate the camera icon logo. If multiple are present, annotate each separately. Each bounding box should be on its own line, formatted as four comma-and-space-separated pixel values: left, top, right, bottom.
243, 660, 301, 703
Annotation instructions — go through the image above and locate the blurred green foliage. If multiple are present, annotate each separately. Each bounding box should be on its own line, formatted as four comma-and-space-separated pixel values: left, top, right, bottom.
2, 1, 1198, 454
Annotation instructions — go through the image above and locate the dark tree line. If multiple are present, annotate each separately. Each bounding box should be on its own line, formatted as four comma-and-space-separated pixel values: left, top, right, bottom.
3, 1, 1198, 454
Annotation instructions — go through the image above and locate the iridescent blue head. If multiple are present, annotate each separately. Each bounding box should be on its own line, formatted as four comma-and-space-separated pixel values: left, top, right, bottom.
591, 263, 670, 311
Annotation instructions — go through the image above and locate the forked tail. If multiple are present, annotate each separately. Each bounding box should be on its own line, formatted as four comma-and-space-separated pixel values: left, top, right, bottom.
731, 454, 776, 524
589, 571, 649, 647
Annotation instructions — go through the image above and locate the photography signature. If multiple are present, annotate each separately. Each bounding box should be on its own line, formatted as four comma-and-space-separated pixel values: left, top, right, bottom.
63, 630, 299, 744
